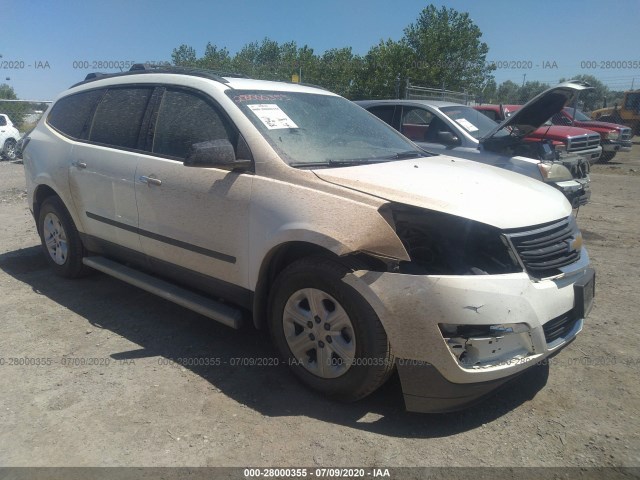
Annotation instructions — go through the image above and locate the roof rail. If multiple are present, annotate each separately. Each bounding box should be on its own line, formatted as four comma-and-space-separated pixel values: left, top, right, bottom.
71, 64, 250, 88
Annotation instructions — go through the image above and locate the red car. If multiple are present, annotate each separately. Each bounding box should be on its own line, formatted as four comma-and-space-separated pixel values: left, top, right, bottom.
551, 107, 632, 162
475, 104, 602, 165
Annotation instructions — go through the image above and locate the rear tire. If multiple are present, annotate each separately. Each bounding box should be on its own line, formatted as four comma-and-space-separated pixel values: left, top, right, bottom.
268, 255, 395, 402
2, 139, 17, 161
38, 196, 89, 278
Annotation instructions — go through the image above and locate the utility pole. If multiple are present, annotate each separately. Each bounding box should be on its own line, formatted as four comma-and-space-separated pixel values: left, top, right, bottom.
522, 73, 526, 87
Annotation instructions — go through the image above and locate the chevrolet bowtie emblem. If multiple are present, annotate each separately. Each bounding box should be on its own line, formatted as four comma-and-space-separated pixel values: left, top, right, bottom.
567, 233, 583, 253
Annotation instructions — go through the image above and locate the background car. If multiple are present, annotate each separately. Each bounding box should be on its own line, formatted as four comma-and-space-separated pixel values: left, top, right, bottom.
357, 82, 593, 208
474, 104, 602, 165
551, 107, 632, 163
0, 113, 20, 160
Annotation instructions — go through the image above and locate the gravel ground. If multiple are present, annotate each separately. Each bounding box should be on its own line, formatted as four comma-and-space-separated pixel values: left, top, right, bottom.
0, 145, 639, 471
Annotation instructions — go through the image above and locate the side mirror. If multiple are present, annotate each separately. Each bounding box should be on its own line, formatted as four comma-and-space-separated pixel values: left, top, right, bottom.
437, 131, 460, 146
184, 139, 252, 171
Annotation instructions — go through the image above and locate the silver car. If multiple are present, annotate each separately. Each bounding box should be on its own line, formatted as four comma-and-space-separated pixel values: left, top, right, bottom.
357, 82, 593, 208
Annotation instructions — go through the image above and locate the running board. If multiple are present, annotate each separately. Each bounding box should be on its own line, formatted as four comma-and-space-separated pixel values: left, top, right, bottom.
82, 256, 243, 329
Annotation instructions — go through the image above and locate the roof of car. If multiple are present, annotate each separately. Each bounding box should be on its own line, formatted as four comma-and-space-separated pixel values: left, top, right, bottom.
355, 99, 469, 109
71, 64, 335, 96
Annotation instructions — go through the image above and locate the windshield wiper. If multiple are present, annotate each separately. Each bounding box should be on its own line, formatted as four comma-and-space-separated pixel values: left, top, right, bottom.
290, 158, 391, 168
290, 151, 424, 169
386, 150, 424, 160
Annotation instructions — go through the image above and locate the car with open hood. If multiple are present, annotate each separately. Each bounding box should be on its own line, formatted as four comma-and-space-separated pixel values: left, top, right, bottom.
357, 82, 594, 208
475, 101, 603, 166
22, 66, 594, 413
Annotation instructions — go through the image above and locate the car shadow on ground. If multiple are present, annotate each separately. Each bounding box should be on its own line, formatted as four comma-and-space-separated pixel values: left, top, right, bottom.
0, 246, 549, 438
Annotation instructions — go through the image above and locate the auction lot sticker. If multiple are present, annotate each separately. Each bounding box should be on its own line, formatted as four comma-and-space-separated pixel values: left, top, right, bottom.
247, 104, 299, 129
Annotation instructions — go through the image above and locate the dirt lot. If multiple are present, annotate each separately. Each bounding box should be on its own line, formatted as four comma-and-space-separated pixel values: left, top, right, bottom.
0, 145, 639, 470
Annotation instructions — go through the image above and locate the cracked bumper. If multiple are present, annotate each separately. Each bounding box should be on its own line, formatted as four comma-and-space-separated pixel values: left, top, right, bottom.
343, 251, 593, 412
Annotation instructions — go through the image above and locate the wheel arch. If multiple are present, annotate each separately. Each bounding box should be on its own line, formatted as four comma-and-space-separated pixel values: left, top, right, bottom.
251, 241, 390, 330
33, 184, 61, 232
32, 183, 85, 237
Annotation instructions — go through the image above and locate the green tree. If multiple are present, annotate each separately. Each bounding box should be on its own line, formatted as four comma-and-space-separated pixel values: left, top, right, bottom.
316, 47, 362, 97
199, 43, 233, 72
168, 5, 496, 99
0, 83, 28, 128
558, 74, 612, 111
517, 81, 548, 104
171, 44, 197, 66
403, 5, 494, 93
353, 39, 413, 99
495, 80, 520, 104
478, 78, 497, 104
0, 83, 18, 100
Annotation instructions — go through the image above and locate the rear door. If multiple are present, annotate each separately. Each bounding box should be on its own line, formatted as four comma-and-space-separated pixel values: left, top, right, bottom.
134, 86, 253, 295
68, 86, 155, 252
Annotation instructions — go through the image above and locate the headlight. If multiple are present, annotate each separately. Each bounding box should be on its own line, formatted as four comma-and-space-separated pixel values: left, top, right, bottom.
384, 204, 521, 275
606, 130, 619, 141
538, 163, 574, 182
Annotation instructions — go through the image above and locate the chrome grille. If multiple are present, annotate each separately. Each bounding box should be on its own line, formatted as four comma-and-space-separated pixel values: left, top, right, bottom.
567, 133, 601, 151
620, 128, 632, 142
504, 217, 581, 276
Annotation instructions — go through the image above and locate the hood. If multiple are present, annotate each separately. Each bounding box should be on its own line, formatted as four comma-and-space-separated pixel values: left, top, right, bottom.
571, 119, 626, 131
481, 81, 593, 141
528, 124, 600, 139
313, 156, 571, 230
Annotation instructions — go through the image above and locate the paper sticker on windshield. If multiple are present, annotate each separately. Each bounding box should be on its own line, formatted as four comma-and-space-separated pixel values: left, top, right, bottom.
247, 104, 299, 130
455, 118, 479, 132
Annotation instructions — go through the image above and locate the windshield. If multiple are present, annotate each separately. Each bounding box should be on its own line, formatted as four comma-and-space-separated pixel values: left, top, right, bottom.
439, 106, 508, 139
227, 90, 423, 167
563, 107, 591, 121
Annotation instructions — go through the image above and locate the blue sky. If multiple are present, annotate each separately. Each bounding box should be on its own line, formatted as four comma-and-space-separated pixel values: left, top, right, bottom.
3, 0, 640, 100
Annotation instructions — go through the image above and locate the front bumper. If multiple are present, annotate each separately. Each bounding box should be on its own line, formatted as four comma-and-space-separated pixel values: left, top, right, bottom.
573, 146, 602, 165
602, 140, 632, 153
343, 255, 593, 413
554, 178, 591, 208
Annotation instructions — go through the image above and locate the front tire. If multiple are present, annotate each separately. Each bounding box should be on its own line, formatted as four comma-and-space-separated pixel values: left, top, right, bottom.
268, 256, 395, 402
38, 196, 89, 278
599, 151, 616, 163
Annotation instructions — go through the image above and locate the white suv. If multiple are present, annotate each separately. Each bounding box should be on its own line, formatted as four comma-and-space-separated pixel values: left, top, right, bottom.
22, 66, 595, 412
0, 113, 20, 160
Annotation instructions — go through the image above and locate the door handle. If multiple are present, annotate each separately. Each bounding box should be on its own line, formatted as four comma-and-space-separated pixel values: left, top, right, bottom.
72, 161, 87, 169
139, 175, 162, 186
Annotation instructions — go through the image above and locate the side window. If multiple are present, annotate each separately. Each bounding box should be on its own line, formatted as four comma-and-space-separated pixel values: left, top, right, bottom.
477, 109, 497, 121
89, 87, 153, 149
152, 89, 235, 159
0, 116, 6, 127
367, 106, 395, 127
401, 107, 434, 141
47, 90, 103, 139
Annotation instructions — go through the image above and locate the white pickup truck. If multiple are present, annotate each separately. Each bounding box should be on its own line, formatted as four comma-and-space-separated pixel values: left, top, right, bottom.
0, 113, 20, 160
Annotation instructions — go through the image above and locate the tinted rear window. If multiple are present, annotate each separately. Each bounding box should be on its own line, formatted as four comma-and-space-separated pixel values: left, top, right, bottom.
47, 90, 103, 139
89, 87, 154, 149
